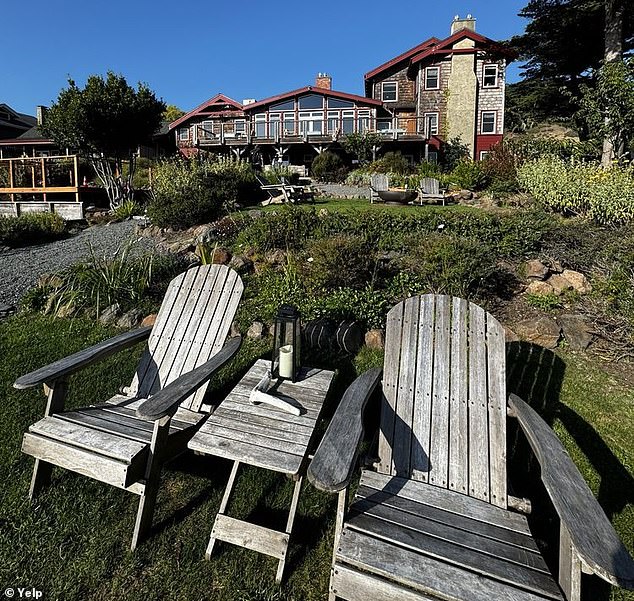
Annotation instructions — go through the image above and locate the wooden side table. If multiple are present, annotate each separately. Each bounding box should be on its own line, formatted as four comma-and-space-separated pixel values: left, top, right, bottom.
188, 359, 335, 582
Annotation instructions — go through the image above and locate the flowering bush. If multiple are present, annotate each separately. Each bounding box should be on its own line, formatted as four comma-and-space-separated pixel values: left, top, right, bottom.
518, 157, 634, 225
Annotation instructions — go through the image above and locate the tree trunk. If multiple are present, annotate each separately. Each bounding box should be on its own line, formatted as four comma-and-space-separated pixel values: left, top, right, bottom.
90, 155, 135, 210
602, 0, 625, 165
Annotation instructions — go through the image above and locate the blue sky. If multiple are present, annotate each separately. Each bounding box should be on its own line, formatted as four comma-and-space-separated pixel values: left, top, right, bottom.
4, 0, 529, 116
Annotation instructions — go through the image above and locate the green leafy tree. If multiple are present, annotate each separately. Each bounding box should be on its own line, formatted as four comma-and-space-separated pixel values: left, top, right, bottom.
163, 104, 185, 123
42, 72, 166, 209
508, 0, 633, 127
340, 132, 384, 165
577, 58, 634, 161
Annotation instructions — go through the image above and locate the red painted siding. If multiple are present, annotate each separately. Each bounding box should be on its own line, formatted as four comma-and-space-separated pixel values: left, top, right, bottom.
475, 134, 503, 159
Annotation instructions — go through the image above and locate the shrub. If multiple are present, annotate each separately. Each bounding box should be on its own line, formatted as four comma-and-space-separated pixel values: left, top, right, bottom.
441, 137, 470, 171
518, 157, 634, 225
374, 152, 412, 176
304, 235, 377, 290
448, 160, 489, 191
525, 292, 563, 311
482, 143, 519, 198
311, 151, 347, 182
397, 234, 496, 297
112, 200, 140, 220
148, 156, 257, 228
262, 166, 298, 184
0, 212, 65, 247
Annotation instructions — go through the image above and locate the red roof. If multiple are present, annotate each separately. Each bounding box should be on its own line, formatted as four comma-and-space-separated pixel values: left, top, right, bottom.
364, 37, 440, 80
169, 94, 244, 130
242, 86, 383, 111
364, 28, 514, 92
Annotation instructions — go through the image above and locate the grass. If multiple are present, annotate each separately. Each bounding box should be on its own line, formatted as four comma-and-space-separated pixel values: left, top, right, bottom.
1, 315, 632, 600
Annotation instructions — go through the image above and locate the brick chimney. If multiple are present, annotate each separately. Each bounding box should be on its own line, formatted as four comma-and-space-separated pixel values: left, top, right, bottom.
450, 14, 476, 35
315, 73, 332, 90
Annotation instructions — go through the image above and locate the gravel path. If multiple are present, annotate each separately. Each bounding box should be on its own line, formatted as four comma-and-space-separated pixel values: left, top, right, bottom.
0, 221, 159, 307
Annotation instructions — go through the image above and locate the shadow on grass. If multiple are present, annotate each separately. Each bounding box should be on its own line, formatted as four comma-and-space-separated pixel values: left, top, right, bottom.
506, 341, 631, 601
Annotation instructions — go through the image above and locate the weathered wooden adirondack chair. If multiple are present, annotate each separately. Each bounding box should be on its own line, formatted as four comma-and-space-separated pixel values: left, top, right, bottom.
16, 264, 244, 550
308, 294, 634, 601
417, 177, 445, 205
370, 173, 389, 203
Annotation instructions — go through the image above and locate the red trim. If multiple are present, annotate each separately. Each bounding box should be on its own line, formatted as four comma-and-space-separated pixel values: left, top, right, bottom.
242, 86, 382, 112
0, 138, 54, 146
169, 94, 243, 130
475, 134, 503, 159
364, 37, 440, 80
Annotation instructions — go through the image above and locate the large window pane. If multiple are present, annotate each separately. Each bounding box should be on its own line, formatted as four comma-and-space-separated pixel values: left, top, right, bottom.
298, 94, 324, 109
327, 97, 354, 109
342, 117, 354, 134
381, 82, 397, 101
270, 100, 295, 111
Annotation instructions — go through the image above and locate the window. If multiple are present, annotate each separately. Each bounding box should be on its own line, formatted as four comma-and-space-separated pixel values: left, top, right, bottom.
201, 120, 214, 139
254, 114, 267, 137
481, 111, 496, 134
483, 64, 498, 88
480, 150, 491, 161
234, 120, 246, 134
381, 82, 397, 101
427, 151, 438, 164
327, 111, 340, 134
269, 114, 281, 137
327, 97, 354, 109
178, 127, 189, 141
377, 120, 392, 131
283, 113, 295, 135
423, 112, 439, 137
299, 111, 323, 134
270, 99, 295, 111
425, 67, 440, 90
298, 94, 324, 109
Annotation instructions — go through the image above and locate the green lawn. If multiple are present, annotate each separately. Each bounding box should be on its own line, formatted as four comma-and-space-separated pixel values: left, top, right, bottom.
1, 315, 632, 600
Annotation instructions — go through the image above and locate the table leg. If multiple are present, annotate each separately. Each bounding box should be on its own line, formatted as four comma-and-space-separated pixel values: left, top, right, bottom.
276, 475, 303, 583
206, 460, 240, 560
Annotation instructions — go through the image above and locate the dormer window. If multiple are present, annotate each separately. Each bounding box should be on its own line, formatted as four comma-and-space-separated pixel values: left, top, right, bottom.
483, 64, 498, 88
381, 82, 398, 102
425, 67, 440, 90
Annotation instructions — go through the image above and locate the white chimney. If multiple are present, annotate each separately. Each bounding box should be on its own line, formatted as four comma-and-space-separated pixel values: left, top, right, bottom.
242, 98, 256, 106
451, 14, 476, 34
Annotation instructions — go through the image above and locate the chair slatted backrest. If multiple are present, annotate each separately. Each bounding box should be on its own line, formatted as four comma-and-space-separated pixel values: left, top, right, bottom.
129, 264, 243, 412
378, 295, 507, 508
421, 177, 440, 195
370, 174, 389, 202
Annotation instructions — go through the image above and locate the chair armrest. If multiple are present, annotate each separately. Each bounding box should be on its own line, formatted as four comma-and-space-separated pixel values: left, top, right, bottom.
14, 326, 152, 389
508, 393, 634, 589
308, 368, 382, 493
135, 336, 242, 421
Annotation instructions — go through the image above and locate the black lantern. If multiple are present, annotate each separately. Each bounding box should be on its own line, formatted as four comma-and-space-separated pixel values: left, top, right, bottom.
271, 304, 301, 382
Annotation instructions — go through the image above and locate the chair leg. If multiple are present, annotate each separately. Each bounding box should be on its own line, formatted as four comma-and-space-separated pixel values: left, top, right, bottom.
130, 415, 170, 551
275, 475, 303, 583
329, 489, 348, 601
29, 459, 54, 499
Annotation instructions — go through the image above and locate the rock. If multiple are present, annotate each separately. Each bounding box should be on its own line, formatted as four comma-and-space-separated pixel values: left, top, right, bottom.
247, 321, 267, 339
230, 321, 241, 338
524, 259, 549, 280
169, 240, 195, 255
547, 259, 564, 274
557, 314, 594, 350
191, 224, 213, 239
247, 209, 264, 219
211, 247, 232, 265
116, 308, 144, 329
561, 269, 592, 294
458, 189, 473, 200
525, 280, 555, 295
56, 302, 76, 318
365, 329, 385, 350
141, 313, 157, 328
548, 273, 573, 296
99, 303, 121, 325
512, 316, 561, 349
504, 326, 520, 343
229, 254, 254, 274
265, 248, 287, 266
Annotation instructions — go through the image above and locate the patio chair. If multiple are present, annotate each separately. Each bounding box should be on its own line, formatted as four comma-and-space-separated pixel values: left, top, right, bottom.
417, 176, 445, 205
17, 264, 244, 550
256, 173, 297, 206
369, 174, 389, 203
308, 294, 634, 601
